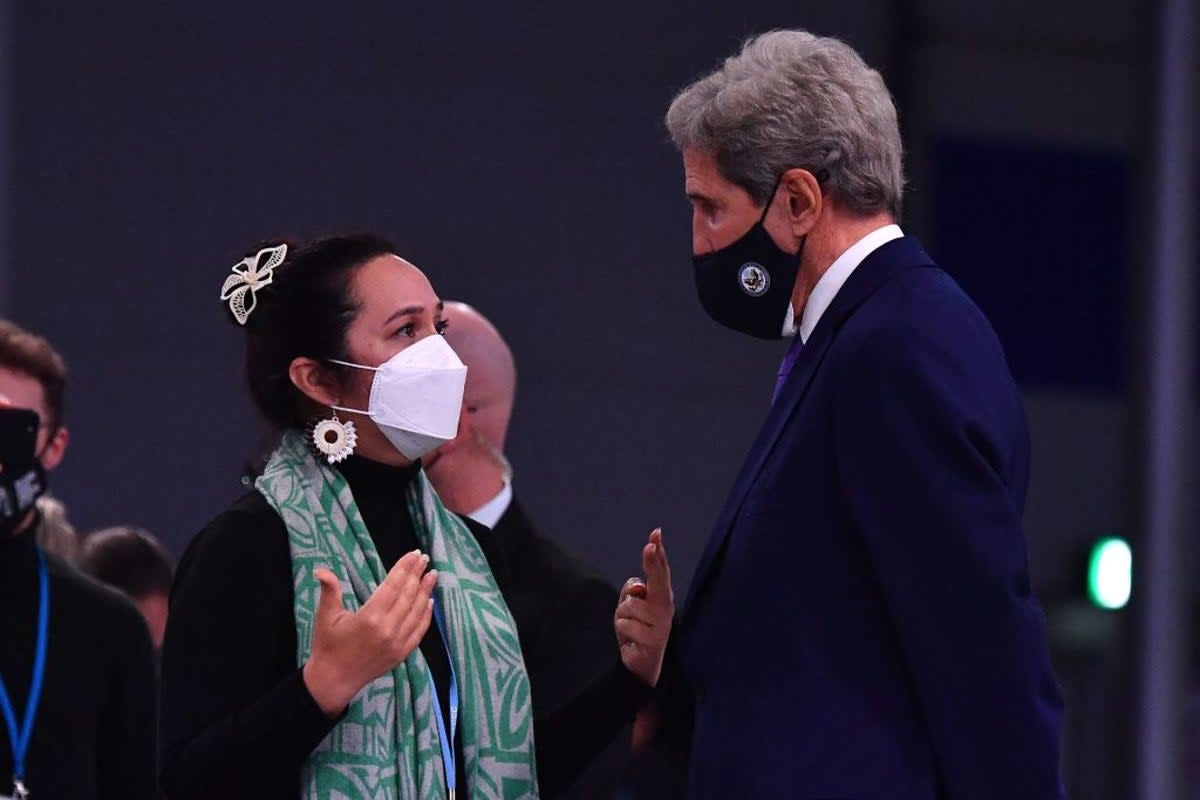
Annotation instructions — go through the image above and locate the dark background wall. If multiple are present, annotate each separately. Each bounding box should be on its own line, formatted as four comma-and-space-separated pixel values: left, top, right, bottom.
4, 1, 900, 586
5, 0, 1148, 595
0, 2, 1165, 795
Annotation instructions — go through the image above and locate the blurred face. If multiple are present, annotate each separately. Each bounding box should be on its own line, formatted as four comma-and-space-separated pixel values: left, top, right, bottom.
422, 305, 514, 479
424, 364, 504, 473
0, 366, 67, 471
136, 592, 169, 650
328, 255, 449, 465
460, 369, 508, 455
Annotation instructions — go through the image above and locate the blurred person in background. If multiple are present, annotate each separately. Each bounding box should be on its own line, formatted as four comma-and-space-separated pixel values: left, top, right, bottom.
32, 495, 78, 563
0, 319, 79, 563
425, 301, 632, 799
81, 525, 174, 649
661, 29, 1063, 798
0, 393, 157, 799
161, 234, 672, 799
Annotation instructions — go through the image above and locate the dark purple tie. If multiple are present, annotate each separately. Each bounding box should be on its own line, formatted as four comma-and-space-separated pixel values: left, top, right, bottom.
772, 334, 805, 404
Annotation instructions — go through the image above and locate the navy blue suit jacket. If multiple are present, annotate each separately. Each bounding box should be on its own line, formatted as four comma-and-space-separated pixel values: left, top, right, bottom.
678, 236, 1064, 799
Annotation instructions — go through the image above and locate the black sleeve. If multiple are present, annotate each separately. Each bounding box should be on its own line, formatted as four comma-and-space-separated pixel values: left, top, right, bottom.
159, 500, 341, 799
533, 661, 652, 795
513, 535, 625, 712
95, 592, 159, 800
637, 632, 693, 792
470, 507, 653, 794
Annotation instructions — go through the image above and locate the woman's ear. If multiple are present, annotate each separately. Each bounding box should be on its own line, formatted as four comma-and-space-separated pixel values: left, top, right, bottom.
288, 357, 341, 408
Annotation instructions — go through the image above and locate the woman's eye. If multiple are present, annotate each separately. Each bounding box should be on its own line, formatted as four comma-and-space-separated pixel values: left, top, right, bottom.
435, 319, 450, 335
394, 324, 416, 338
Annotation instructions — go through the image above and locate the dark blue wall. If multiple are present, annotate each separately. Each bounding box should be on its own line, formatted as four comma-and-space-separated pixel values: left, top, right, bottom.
930, 136, 1132, 394
8, 2, 895, 589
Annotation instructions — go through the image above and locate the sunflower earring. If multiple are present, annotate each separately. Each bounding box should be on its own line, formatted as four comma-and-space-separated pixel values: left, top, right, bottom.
310, 408, 357, 464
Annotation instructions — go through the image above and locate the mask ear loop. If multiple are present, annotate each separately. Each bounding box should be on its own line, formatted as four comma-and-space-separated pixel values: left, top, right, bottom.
760, 167, 829, 225
327, 358, 379, 372
325, 358, 376, 417
757, 174, 786, 225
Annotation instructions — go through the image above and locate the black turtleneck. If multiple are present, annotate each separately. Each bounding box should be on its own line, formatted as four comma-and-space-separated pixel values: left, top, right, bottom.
161, 456, 649, 799
329, 456, 458, 744
0, 520, 157, 800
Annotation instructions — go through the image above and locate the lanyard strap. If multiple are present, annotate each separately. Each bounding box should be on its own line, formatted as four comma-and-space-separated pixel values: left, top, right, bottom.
0, 548, 50, 784
426, 598, 459, 799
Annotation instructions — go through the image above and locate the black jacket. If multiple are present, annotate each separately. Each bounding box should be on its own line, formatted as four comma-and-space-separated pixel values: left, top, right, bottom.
0, 524, 157, 800
161, 460, 648, 799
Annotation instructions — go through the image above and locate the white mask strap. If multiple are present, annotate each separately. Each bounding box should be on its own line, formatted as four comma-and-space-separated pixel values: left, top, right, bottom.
327, 359, 374, 416
330, 403, 372, 417
327, 358, 379, 372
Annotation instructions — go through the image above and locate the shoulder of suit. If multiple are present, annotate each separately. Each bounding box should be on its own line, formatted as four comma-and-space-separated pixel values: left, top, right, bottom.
840, 264, 991, 346
495, 492, 528, 528
827, 267, 1011, 408
494, 499, 616, 593
458, 512, 494, 540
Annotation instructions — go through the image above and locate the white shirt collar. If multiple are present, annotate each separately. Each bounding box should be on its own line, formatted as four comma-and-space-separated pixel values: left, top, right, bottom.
466, 479, 513, 529
781, 303, 797, 337
797, 224, 903, 342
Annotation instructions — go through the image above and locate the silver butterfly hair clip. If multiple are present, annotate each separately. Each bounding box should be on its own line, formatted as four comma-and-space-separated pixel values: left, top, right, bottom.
219, 243, 288, 325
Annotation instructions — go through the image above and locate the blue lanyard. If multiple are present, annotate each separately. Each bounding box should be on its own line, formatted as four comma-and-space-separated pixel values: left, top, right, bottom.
0, 548, 49, 796
427, 598, 459, 800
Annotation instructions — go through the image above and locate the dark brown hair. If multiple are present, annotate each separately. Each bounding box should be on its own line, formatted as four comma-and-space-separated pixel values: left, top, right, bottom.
0, 319, 68, 431
225, 233, 397, 429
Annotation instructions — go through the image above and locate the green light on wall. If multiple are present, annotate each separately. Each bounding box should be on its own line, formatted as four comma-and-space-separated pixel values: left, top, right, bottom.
1087, 537, 1132, 610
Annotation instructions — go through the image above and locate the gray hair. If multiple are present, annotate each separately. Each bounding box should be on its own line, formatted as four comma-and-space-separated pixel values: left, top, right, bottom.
666, 30, 904, 218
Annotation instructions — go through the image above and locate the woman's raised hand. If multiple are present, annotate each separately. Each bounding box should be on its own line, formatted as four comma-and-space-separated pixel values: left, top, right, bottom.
615, 529, 674, 687
302, 549, 437, 715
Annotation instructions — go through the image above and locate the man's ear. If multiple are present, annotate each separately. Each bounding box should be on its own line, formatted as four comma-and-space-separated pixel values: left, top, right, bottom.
779, 167, 824, 239
40, 425, 68, 472
288, 357, 342, 408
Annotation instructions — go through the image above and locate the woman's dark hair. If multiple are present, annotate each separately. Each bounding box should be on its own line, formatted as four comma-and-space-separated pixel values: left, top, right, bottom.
223, 233, 397, 429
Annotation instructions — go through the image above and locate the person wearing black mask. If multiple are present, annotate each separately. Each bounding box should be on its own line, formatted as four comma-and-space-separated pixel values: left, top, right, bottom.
0, 386, 157, 799
659, 30, 1064, 799
0, 319, 80, 563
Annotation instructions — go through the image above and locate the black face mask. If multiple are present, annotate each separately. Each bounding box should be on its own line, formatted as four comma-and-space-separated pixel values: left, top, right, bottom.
691, 190, 806, 340
0, 408, 48, 537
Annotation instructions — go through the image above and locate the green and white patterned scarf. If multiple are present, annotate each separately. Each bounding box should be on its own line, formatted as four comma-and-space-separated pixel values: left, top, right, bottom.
256, 431, 539, 799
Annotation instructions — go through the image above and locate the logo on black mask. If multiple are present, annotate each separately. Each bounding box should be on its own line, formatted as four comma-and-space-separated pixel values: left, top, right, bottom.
738, 263, 770, 297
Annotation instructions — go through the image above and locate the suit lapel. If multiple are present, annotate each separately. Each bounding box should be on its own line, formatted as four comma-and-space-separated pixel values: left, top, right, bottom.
683, 331, 834, 614
683, 237, 936, 618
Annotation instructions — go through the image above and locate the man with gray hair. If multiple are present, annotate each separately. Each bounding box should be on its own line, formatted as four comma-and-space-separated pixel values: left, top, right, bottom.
664, 30, 1063, 798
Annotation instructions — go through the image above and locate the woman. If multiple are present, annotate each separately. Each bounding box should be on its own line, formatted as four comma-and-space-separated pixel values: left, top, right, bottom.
160, 234, 673, 799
